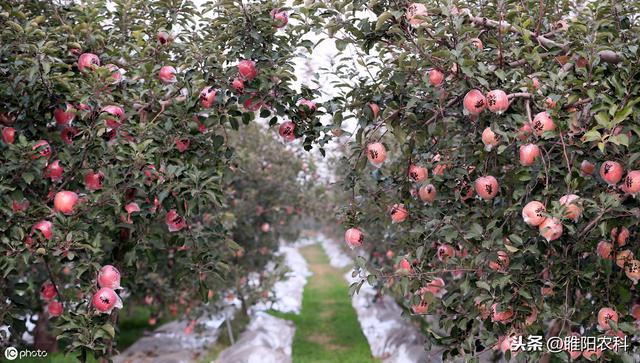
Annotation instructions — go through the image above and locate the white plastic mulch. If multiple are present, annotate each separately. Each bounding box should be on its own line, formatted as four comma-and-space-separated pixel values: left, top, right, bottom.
113, 306, 235, 363
252, 243, 312, 315
317, 234, 353, 269
215, 312, 295, 363
115, 240, 312, 363
214, 239, 313, 363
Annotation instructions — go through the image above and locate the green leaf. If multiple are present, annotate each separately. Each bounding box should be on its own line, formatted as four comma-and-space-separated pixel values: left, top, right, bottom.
504, 244, 519, 253
581, 130, 601, 142
100, 324, 115, 338
400, 276, 409, 295
367, 274, 377, 286
466, 223, 483, 239
609, 134, 629, 146
476, 281, 491, 291
594, 112, 610, 128
612, 105, 633, 124
507, 234, 523, 245
375, 12, 393, 31
518, 289, 532, 299
21, 173, 34, 184
212, 135, 225, 149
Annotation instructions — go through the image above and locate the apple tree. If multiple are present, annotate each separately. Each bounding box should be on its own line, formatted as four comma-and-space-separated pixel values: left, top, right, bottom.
0, 0, 325, 360
306, 0, 640, 361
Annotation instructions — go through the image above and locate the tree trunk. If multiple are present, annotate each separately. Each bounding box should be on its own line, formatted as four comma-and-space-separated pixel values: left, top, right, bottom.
33, 312, 58, 353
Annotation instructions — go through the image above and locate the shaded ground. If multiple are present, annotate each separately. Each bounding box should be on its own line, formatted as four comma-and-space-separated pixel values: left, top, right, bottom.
270, 244, 378, 363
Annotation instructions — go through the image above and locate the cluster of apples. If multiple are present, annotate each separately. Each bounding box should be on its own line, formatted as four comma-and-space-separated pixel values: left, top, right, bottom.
470, 87, 640, 259
521, 195, 577, 242
468, 88, 554, 194
91, 265, 123, 314
596, 226, 640, 283
410, 277, 446, 315
19, 33, 275, 245
24, 190, 80, 246
408, 244, 470, 314
349, 82, 639, 243
41, 281, 63, 318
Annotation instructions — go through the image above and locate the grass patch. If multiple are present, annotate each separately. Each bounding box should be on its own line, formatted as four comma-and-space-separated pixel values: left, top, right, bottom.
269, 244, 378, 363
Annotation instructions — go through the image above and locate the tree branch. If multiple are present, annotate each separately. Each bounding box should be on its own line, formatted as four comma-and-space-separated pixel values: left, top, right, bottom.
507, 92, 532, 99
463, 10, 568, 52
577, 208, 610, 240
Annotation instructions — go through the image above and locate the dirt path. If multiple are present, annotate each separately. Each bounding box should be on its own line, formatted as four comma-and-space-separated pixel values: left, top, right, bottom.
271, 244, 378, 363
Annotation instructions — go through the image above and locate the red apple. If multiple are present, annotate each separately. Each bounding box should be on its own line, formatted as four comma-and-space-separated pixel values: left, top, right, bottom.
32, 140, 51, 159
238, 60, 257, 81
85, 170, 105, 191
61, 126, 78, 145
199, 86, 217, 108
475, 176, 499, 200
271, 9, 288, 28
54, 191, 79, 214
157, 31, 172, 45
406, 3, 428, 27
368, 102, 380, 119
101, 105, 126, 130
366, 142, 386, 167
31, 220, 53, 240
519, 143, 540, 166
159, 66, 177, 83
48, 301, 63, 317
408, 165, 428, 182
78, 53, 100, 72
175, 138, 190, 152
92, 287, 121, 314
298, 99, 317, 117
41, 282, 57, 300
344, 228, 364, 249
278, 121, 296, 142
600, 161, 623, 185
231, 78, 244, 93
166, 209, 187, 232
54, 104, 75, 125
44, 160, 64, 182
486, 90, 509, 114
463, 89, 486, 116
105, 64, 122, 84
2, 127, 15, 144
98, 265, 122, 290
531, 111, 555, 135
428, 69, 444, 86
